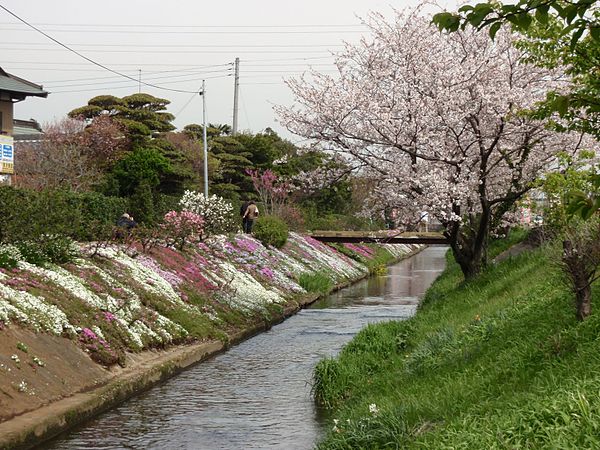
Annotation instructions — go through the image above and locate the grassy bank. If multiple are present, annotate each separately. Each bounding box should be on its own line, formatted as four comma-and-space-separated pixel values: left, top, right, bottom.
313, 233, 600, 449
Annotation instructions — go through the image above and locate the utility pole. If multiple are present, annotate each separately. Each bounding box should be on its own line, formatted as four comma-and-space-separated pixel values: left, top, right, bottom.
202, 79, 209, 197
232, 57, 240, 135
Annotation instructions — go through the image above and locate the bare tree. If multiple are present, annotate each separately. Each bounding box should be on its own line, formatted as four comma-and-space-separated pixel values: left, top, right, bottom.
15, 116, 128, 191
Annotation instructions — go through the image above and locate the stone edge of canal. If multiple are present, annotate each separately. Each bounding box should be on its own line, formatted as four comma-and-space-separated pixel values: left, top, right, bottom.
0, 246, 425, 450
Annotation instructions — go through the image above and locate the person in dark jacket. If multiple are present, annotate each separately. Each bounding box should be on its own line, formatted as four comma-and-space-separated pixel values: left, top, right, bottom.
115, 213, 137, 239
240, 199, 250, 232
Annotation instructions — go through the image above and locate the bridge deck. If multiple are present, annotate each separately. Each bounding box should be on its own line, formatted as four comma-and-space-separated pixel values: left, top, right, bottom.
310, 231, 448, 245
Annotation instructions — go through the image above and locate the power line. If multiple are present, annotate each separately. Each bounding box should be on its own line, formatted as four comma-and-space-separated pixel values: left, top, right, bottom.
45, 68, 233, 88
40, 63, 233, 84
2, 42, 344, 48
0, 22, 367, 28
174, 88, 203, 119
241, 56, 333, 63
1, 47, 335, 54
0, 27, 365, 35
3, 57, 334, 66
0, 4, 204, 94
50, 73, 231, 94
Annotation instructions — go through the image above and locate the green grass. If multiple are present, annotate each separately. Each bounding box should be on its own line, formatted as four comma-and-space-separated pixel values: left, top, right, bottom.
365, 248, 396, 275
313, 234, 600, 449
299, 272, 335, 295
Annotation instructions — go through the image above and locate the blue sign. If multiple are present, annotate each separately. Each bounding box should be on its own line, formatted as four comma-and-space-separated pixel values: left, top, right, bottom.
2, 144, 13, 159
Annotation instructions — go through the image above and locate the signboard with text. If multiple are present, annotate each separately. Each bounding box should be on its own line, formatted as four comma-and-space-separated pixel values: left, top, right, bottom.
0, 135, 14, 174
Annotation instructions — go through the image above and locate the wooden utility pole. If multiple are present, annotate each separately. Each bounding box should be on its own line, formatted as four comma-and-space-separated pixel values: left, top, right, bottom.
232, 57, 240, 135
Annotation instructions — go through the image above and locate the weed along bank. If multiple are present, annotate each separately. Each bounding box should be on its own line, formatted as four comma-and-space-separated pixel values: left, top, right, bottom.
0, 231, 423, 449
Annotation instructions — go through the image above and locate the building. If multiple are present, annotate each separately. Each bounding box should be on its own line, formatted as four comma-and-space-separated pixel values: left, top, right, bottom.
0, 67, 47, 183
13, 118, 44, 143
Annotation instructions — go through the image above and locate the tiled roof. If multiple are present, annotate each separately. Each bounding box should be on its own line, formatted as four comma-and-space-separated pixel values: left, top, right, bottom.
13, 119, 44, 142
0, 67, 47, 98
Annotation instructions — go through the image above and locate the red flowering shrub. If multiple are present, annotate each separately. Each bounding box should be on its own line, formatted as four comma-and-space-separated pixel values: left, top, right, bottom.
161, 210, 204, 250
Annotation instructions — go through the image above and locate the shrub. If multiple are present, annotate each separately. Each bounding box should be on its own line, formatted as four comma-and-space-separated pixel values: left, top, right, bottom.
14, 235, 79, 265
39, 235, 80, 264
179, 191, 239, 236
0, 244, 21, 269
161, 210, 204, 250
15, 241, 49, 266
253, 215, 289, 248
0, 186, 127, 243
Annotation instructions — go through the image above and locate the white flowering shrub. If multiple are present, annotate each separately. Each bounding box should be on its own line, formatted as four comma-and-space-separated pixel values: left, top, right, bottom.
0, 244, 21, 269
179, 191, 239, 237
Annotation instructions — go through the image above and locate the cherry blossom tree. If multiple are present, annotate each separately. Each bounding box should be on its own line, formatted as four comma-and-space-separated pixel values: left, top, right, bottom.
277, 6, 596, 279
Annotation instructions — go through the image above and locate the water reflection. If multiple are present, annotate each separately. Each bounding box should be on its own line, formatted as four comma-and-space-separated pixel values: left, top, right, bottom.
45, 246, 447, 450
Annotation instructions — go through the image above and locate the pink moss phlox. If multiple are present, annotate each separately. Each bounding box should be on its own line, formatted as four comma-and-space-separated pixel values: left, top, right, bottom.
344, 243, 375, 259
303, 235, 330, 252
88, 281, 103, 292
138, 253, 183, 288
103, 311, 116, 323
4, 276, 44, 292
260, 267, 275, 279
80, 327, 98, 340
234, 237, 261, 253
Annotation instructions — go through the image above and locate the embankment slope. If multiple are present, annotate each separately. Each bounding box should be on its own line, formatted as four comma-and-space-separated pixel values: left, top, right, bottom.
313, 236, 600, 449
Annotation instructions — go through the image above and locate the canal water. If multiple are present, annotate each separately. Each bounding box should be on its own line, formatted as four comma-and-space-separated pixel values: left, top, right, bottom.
45, 246, 447, 450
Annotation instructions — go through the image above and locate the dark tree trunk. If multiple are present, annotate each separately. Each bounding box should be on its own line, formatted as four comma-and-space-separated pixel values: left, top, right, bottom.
445, 210, 490, 280
576, 284, 592, 321
448, 236, 487, 280
563, 239, 593, 321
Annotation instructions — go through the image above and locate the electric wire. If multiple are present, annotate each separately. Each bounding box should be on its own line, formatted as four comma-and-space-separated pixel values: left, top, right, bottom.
0, 22, 367, 28
50, 73, 231, 94
0, 4, 205, 94
39, 63, 233, 84
0, 28, 364, 35
45, 67, 233, 88
2, 42, 344, 48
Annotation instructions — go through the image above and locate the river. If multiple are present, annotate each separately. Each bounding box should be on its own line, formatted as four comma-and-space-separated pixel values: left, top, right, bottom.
45, 246, 447, 450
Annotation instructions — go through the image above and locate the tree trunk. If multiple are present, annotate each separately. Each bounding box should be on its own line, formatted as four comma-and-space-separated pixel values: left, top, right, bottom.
563, 239, 593, 321
445, 212, 490, 280
449, 239, 486, 280
576, 284, 592, 321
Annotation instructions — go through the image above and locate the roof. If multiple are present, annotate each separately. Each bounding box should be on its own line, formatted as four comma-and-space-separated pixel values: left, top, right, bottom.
13, 119, 44, 142
0, 67, 48, 99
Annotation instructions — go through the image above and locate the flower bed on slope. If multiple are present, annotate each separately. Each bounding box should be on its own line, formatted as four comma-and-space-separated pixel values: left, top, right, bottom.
0, 233, 421, 369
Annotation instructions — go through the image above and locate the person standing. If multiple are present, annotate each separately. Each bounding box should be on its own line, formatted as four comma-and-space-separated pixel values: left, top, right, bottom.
243, 201, 259, 233
240, 199, 250, 232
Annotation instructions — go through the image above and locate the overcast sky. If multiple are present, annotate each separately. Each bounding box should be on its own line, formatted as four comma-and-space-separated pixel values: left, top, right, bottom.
2, 0, 458, 142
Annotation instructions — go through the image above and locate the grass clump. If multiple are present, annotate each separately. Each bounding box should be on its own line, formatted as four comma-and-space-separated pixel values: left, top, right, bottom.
365, 247, 395, 275
313, 233, 600, 449
299, 272, 334, 295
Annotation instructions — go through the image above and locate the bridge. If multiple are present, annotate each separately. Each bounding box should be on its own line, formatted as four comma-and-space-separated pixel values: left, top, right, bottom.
310, 231, 448, 245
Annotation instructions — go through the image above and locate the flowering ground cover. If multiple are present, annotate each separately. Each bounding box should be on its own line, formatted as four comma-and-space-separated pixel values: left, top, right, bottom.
0, 233, 420, 370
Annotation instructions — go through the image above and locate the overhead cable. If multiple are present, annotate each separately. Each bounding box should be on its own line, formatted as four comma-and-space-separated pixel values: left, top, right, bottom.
0, 4, 205, 94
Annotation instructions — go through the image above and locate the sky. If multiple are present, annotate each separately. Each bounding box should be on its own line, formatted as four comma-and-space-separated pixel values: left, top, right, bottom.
2, 0, 458, 142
